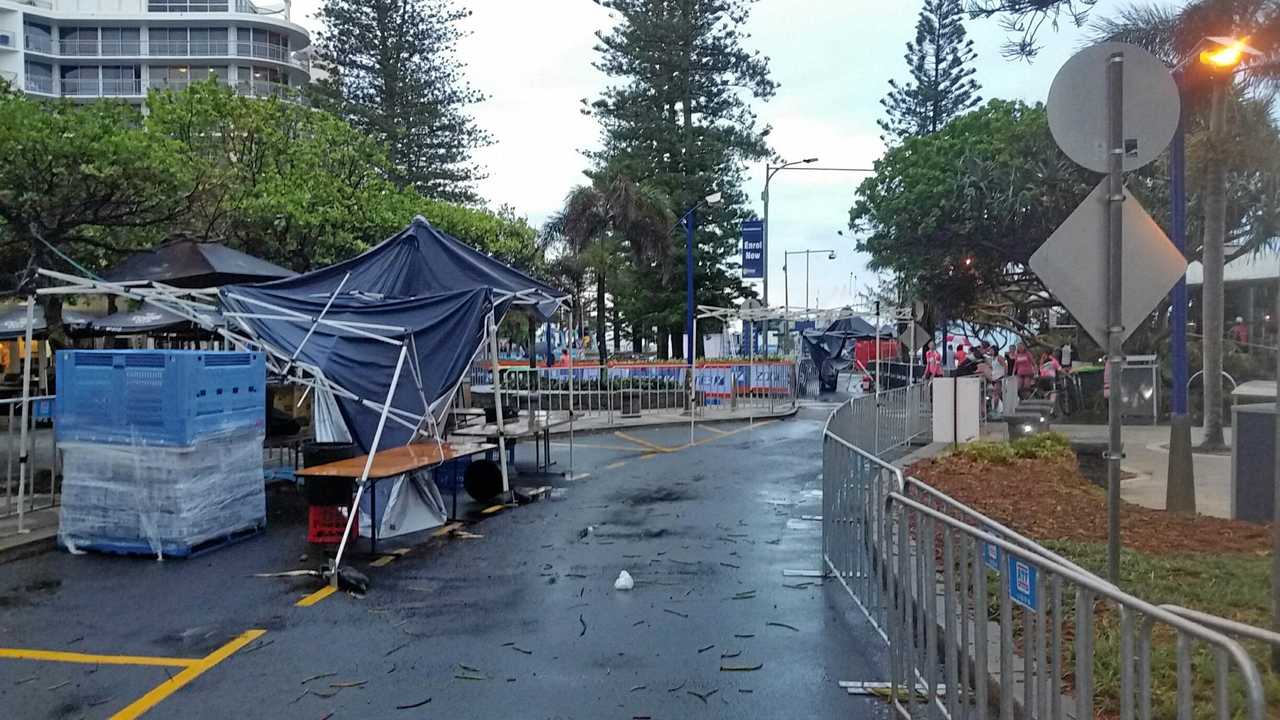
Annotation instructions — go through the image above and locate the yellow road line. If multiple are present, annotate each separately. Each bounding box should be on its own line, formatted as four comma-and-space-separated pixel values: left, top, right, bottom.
369, 555, 397, 568
111, 629, 266, 720
614, 431, 678, 454
640, 453, 658, 461
295, 585, 337, 608
699, 425, 730, 436
604, 461, 627, 470
691, 420, 775, 448
0, 648, 197, 668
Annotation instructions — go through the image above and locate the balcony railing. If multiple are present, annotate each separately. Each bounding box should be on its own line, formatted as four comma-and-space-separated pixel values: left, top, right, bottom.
24, 75, 53, 94
60, 78, 144, 97
149, 77, 297, 101
24, 36, 53, 54
61, 40, 144, 57
148, 41, 231, 57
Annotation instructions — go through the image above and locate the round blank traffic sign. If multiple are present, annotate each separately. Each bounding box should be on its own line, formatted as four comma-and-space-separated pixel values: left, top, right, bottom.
1047, 42, 1180, 174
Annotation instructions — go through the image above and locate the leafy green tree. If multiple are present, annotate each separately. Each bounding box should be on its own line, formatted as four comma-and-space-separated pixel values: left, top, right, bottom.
853, 100, 1093, 336
312, 0, 489, 203
588, 0, 775, 358
146, 82, 537, 273
0, 92, 191, 337
554, 175, 674, 366
880, 0, 982, 141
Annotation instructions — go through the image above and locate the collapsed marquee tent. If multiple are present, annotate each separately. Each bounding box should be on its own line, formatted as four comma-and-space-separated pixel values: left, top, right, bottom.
801, 317, 882, 391
105, 238, 296, 289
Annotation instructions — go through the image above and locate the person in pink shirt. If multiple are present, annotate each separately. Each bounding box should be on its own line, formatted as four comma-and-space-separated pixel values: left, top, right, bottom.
1011, 342, 1035, 398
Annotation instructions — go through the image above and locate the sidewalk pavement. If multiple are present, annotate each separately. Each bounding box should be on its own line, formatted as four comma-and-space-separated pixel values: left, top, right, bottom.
0, 505, 58, 563
547, 404, 799, 436
983, 422, 1235, 519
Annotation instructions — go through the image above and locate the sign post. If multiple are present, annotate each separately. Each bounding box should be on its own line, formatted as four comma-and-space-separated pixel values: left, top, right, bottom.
1040, 42, 1183, 582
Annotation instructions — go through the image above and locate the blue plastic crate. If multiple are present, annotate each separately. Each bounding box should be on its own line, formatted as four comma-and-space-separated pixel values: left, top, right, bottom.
56, 350, 266, 446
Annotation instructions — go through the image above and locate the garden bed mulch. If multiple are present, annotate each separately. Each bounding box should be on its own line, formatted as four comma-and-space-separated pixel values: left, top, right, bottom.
906, 453, 1271, 556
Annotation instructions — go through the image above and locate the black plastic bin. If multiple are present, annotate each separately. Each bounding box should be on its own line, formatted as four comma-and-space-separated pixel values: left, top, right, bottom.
302, 441, 358, 506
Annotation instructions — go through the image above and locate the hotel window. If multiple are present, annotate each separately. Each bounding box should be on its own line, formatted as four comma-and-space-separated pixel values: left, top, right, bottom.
101, 28, 141, 55
23, 23, 53, 54
60, 27, 98, 56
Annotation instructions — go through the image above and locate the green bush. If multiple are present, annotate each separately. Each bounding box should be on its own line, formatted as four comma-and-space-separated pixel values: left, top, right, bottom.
954, 432, 1072, 465
954, 441, 1016, 464
1009, 431, 1072, 460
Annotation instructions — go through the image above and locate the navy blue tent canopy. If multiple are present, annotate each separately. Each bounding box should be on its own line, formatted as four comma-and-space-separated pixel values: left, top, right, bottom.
221, 286, 493, 451
246, 215, 566, 322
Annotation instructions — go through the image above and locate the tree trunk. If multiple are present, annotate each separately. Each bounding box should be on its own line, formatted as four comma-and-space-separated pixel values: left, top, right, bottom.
612, 312, 622, 354
1201, 82, 1228, 450
669, 328, 683, 360
631, 324, 642, 355
657, 327, 669, 360
595, 271, 609, 367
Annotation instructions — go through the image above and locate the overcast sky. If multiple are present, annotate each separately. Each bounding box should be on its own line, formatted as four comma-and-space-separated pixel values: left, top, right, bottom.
289, 0, 1136, 309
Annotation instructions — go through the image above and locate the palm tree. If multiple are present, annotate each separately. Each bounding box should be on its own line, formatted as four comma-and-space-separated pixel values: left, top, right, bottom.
553, 175, 674, 366
1094, 0, 1280, 449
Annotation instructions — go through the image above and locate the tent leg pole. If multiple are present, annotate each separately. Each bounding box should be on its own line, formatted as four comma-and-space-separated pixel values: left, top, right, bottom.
488, 312, 510, 497
331, 344, 408, 586
565, 306, 574, 479
690, 316, 697, 447
15, 296, 34, 535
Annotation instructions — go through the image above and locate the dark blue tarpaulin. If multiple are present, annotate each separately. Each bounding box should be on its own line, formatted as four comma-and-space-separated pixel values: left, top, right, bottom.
244, 215, 565, 322
220, 286, 493, 452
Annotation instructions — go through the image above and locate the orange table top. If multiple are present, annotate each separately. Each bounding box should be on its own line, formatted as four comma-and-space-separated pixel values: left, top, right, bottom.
297, 441, 496, 480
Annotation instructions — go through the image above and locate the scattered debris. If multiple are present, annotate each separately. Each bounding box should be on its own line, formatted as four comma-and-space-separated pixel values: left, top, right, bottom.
457, 664, 482, 673
614, 570, 635, 591
734, 634, 755, 639
46, 680, 70, 691
241, 638, 274, 654
384, 642, 410, 657
720, 650, 741, 659
454, 531, 484, 540
629, 684, 646, 692
731, 590, 756, 600
632, 620, 646, 627
663, 608, 689, 619
783, 583, 813, 590
667, 680, 687, 692
719, 562, 741, 569
330, 680, 368, 688
687, 688, 719, 704
454, 672, 487, 681
14, 676, 36, 686
765, 538, 781, 545
396, 697, 432, 710
565, 573, 587, 578
509, 646, 533, 655
697, 644, 715, 654
766, 622, 800, 632
289, 689, 312, 704
87, 696, 114, 708
738, 688, 754, 694
579, 614, 588, 637
721, 663, 764, 672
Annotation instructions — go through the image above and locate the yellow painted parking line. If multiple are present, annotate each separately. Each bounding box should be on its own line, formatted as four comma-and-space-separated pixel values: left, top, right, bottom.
691, 420, 775, 448
0, 648, 197, 668
110, 629, 266, 720
369, 555, 397, 568
295, 585, 337, 608
614, 431, 678, 454
640, 453, 658, 461
604, 460, 627, 470
699, 424, 731, 436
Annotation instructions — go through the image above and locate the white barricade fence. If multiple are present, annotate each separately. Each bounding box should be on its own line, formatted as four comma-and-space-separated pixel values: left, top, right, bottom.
1, 395, 60, 523
821, 398, 1267, 719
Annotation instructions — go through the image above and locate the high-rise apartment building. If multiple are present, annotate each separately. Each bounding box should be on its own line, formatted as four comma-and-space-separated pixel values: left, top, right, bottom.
0, 0, 312, 102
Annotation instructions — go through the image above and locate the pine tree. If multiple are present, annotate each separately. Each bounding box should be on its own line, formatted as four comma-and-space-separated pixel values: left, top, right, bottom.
313, 0, 489, 203
879, 0, 982, 141
588, 0, 776, 358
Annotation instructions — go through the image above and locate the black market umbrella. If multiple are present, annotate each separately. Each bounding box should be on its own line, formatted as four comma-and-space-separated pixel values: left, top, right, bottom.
104, 239, 295, 289
90, 302, 223, 335
0, 305, 98, 340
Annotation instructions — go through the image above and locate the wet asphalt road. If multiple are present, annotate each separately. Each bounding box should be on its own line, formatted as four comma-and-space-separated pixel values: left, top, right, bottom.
0, 407, 889, 719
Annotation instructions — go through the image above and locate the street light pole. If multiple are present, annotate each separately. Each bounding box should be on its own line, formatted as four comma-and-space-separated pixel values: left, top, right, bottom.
763, 158, 819, 306
681, 192, 723, 363
1167, 70, 1196, 514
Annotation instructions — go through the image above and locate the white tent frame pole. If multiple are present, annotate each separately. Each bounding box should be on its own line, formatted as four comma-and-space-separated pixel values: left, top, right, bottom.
14, 296, 34, 534
281, 272, 351, 376
331, 343, 408, 584
487, 310, 510, 496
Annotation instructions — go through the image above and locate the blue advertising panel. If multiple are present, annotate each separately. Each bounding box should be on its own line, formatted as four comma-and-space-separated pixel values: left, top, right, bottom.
982, 524, 1000, 571
741, 220, 765, 279
1007, 554, 1039, 612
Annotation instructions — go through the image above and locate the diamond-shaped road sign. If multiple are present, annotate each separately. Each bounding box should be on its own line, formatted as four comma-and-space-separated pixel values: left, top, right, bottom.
898, 322, 930, 351
1030, 179, 1186, 348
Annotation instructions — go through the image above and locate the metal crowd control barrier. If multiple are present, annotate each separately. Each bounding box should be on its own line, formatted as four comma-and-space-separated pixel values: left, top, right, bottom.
821, 398, 1267, 720
1, 395, 60, 522
477, 361, 799, 427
